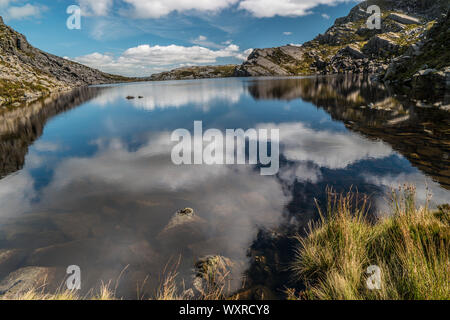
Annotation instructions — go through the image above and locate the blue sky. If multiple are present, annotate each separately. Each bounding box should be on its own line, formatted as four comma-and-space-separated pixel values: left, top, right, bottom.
0, 0, 361, 76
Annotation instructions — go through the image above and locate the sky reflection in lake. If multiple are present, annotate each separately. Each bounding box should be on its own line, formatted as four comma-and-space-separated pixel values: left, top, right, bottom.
0, 76, 448, 297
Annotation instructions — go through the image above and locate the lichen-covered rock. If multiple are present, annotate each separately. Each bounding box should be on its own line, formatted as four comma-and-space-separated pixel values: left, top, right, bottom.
362, 33, 401, 57
388, 13, 421, 25
338, 45, 366, 59
234, 46, 298, 76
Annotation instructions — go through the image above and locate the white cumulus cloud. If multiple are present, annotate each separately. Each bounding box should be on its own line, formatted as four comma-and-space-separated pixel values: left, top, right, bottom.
121, 0, 239, 18
73, 43, 252, 76
238, 0, 357, 18
77, 0, 113, 16
3, 3, 43, 20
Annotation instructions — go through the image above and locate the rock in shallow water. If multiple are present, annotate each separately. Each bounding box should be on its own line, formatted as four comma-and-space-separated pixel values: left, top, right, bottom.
157, 208, 208, 246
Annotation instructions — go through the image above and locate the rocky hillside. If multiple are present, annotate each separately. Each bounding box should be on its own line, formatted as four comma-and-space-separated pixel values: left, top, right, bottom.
235, 0, 449, 79
148, 65, 237, 81
382, 11, 450, 98
0, 16, 130, 108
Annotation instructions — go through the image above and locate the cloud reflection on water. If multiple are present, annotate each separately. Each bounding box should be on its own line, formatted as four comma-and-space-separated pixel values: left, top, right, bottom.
0, 76, 448, 297
93, 79, 247, 111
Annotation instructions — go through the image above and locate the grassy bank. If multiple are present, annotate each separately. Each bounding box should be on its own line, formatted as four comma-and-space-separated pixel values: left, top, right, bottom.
290, 186, 449, 300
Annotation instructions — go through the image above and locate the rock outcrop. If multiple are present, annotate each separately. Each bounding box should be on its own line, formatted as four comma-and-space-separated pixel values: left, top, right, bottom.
388, 13, 421, 25
0, 17, 131, 108
381, 11, 450, 99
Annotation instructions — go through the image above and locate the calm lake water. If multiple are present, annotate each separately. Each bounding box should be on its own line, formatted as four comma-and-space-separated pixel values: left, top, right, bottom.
0, 75, 449, 298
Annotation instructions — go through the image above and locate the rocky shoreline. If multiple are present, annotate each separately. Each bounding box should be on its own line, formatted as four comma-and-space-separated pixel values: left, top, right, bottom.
2, 0, 449, 110
139, 1, 449, 105
233, 0, 449, 103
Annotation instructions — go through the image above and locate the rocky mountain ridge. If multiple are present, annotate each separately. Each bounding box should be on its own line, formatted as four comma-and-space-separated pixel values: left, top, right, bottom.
234, 0, 450, 94
148, 65, 237, 81
0, 16, 131, 108
1, 0, 449, 107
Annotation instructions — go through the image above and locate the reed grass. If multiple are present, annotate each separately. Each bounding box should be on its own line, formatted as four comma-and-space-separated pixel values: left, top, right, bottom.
290, 186, 449, 300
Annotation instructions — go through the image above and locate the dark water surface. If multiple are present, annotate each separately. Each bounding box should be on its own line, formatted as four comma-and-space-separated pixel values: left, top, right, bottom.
0, 75, 449, 298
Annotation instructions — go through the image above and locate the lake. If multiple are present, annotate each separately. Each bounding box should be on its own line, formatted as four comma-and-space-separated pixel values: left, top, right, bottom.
0, 75, 449, 298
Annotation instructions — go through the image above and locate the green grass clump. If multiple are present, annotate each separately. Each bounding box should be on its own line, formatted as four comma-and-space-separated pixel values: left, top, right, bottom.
291, 186, 449, 300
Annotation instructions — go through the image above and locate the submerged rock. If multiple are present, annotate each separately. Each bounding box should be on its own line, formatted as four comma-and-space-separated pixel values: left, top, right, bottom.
0, 249, 26, 279
163, 208, 196, 230
157, 208, 208, 245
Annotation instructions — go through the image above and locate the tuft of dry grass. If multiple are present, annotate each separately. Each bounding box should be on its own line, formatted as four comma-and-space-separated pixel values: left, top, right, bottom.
1, 257, 234, 301
2, 283, 116, 301
291, 186, 449, 300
